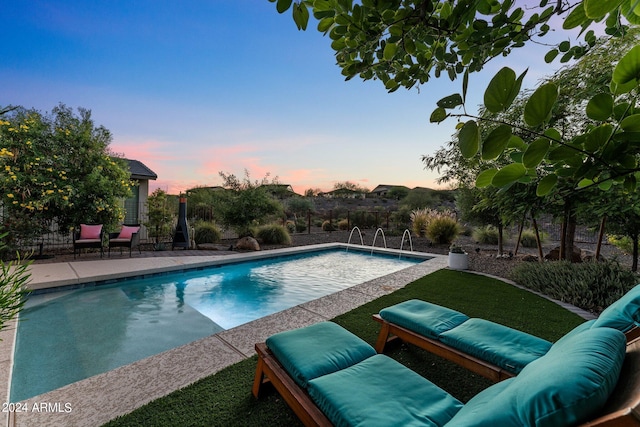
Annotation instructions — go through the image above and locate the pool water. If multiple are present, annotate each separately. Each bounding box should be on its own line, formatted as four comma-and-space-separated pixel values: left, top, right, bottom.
11, 249, 422, 402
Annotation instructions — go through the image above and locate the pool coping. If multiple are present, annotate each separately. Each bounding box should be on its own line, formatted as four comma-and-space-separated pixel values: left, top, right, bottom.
2, 244, 446, 427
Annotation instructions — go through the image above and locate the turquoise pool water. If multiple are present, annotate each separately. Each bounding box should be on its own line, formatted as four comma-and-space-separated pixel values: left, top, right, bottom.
11, 249, 423, 402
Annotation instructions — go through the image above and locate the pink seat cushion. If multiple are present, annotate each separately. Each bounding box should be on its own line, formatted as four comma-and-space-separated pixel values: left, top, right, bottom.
118, 225, 140, 240
80, 224, 102, 240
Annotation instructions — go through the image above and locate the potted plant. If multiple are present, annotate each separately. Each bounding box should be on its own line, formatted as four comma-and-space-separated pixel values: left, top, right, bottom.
448, 244, 468, 270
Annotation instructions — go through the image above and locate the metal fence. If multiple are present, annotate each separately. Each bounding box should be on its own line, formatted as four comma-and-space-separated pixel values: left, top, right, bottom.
0, 202, 603, 255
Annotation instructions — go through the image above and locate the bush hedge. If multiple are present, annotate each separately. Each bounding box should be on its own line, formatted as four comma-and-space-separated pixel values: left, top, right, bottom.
256, 224, 291, 245
472, 225, 500, 245
510, 260, 639, 313
193, 222, 222, 244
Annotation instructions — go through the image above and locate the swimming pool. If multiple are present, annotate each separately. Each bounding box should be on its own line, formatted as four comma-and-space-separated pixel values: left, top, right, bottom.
11, 248, 425, 402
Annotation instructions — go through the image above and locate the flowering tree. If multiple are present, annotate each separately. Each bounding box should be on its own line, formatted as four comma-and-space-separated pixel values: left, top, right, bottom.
0, 104, 132, 250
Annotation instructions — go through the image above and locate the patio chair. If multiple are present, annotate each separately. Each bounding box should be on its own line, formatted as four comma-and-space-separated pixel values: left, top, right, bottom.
73, 224, 104, 259
253, 321, 639, 427
108, 224, 141, 257
373, 284, 640, 382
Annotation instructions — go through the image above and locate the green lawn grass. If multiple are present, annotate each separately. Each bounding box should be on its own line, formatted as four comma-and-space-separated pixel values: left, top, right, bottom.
103, 269, 585, 427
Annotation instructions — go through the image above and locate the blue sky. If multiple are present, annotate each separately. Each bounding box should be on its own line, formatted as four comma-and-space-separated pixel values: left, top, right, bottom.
2, 1, 568, 194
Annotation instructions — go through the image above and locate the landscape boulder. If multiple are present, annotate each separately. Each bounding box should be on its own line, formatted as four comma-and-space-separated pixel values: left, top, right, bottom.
581, 249, 606, 263
544, 246, 583, 263
236, 236, 260, 251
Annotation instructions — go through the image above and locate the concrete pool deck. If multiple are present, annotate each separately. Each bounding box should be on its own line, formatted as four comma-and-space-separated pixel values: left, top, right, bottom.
2, 244, 448, 427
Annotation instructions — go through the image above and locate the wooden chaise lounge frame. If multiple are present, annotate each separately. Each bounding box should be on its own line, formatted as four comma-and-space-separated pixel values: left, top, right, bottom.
253, 337, 640, 427
373, 314, 640, 383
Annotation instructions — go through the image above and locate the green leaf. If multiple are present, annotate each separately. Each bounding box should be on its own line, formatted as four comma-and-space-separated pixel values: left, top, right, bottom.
523, 138, 550, 168
610, 77, 638, 95
585, 124, 614, 151
276, 0, 293, 13
483, 67, 523, 113
292, 3, 310, 30
430, 107, 448, 123
524, 83, 558, 127
548, 145, 578, 161
598, 180, 613, 190
536, 174, 558, 196
476, 168, 498, 188
317, 17, 334, 32
507, 135, 526, 150
577, 178, 594, 188
624, 174, 637, 192
563, 3, 589, 29
492, 163, 527, 187
481, 125, 512, 160
584, 0, 624, 19
437, 94, 463, 109
586, 93, 614, 121
462, 70, 469, 104
458, 120, 480, 158
544, 127, 562, 141
383, 42, 398, 61
613, 45, 640, 85
544, 49, 559, 63
620, 114, 640, 131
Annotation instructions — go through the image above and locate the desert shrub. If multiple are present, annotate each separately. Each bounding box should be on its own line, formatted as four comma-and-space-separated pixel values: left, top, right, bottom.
351, 211, 377, 228
236, 226, 256, 238
193, 222, 222, 244
608, 235, 633, 254
392, 205, 412, 229
285, 220, 296, 234
472, 225, 500, 245
520, 229, 546, 248
510, 260, 639, 313
338, 219, 349, 230
412, 208, 461, 244
410, 208, 429, 237
322, 220, 335, 231
256, 224, 291, 245
425, 214, 461, 245
295, 220, 307, 233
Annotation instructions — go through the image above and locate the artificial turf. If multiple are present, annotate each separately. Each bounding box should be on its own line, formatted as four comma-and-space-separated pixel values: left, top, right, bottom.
103, 269, 585, 427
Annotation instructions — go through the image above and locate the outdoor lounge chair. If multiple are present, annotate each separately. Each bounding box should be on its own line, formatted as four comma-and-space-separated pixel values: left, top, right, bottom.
253, 321, 640, 427
108, 224, 141, 257
73, 224, 104, 259
373, 284, 640, 382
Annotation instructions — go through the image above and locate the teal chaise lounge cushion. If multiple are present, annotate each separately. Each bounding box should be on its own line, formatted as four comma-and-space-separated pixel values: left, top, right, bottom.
445, 327, 626, 427
438, 318, 552, 374
592, 284, 640, 332
379, 299, 469, 339
308, 354, 464, 427
265, 321, 376, 388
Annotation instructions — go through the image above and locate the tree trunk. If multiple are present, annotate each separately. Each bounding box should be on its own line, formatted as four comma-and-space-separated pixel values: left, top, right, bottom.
532, 217, 544, 262
514, 215, 525, 256
561, 200, 578, 262
633, 233, 638, 272
566, 214, 577, 261
595, 215, 606, 261
560, 212, 567, 261
498, 223, 504, 256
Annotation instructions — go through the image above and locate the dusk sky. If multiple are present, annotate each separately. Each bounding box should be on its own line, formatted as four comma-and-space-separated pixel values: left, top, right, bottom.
3, 1, 571, 194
